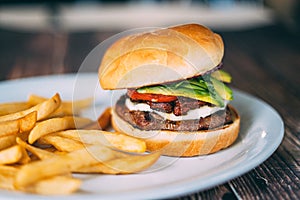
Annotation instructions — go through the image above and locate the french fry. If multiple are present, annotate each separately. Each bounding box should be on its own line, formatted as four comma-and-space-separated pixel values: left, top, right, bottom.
0, 135, 16, 150
16, 137, 54, 160
21, 176, 81, 195
102, 132, 146, 153
0, 111, 37, 138
39, 135, 84, 152
53, 151, 68, 156
28, 94, 92, 115
0, 165, 18, 190
0, 165, 19, 175
0, 166, 80, 195
77, 152, 160, 174
0, 93, 61, 122
71, 98, 93, 111
16, 131, 30, 142
54, 130, 146, 153
98, 107, 112, 130
18, 145, 31, 164
0, 102, 31, 116
14, 144, 117, 188
0, 145, 22, 165
82, 121, 100, 130
0, 173, 15, 190
0, 93, 161, 196
28, 116, 92, 144
84, 107, 112, 130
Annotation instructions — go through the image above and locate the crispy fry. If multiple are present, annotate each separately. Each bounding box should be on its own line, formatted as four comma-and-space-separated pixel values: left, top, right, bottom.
28, 116, 92, 144
14, 145, 117, 188
0, 173, 15, 190
16, 131, 30, 142
53, 151, 68, 156
21, 176, 81, 195
0, 111, 37, 138
102, 132, 146, 153
0, 102, 31, 116
39, 135, 84, 152
84, 107, 112, 130
0, 167, 81, 194
0, 165, 18, 190
97, 107, 112, 130
0, 135, 16, 150
28, 94, 92, 116
54, 130, 146, 153
0, 93, 161, 196
77, 152, 160, 174
27, 94, 55, 106
0, 145, 22, 165
0, 165, 19, 175
16, 137, 54, 160
82, 121, 100, 130
71, 97, 93, 111
0, 93, 61, 122
18, 145, 31, 164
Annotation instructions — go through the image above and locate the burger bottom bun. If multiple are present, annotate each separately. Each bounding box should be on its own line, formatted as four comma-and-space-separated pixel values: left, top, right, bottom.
111, 105, 240, 157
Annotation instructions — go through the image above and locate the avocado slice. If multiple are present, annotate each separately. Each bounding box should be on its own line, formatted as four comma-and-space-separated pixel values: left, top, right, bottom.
210, 77, 233, 101
135, 70, 234, 107
211, 70, 232, 83
137, 78, 225, 107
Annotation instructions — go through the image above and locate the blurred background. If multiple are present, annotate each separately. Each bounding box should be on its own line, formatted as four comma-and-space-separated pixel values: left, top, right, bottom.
0, 0, 299, 80
1, 2, 299, 199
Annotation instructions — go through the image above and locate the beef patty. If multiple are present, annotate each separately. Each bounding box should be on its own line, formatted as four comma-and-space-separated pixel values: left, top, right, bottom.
115, 95, 233, 131
143, 96, 210, 116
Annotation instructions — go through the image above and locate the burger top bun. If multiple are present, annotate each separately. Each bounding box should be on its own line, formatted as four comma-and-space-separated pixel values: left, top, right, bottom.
99, 24, 224, 90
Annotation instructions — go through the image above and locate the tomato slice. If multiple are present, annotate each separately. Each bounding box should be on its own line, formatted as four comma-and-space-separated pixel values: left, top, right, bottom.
127, 89, 177, 102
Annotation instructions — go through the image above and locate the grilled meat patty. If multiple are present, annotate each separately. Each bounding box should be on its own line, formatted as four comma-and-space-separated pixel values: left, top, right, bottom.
115, 95, 233, 131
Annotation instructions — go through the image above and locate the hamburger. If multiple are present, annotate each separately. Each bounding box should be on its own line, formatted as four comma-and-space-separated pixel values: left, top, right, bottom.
98, 23, 240, 157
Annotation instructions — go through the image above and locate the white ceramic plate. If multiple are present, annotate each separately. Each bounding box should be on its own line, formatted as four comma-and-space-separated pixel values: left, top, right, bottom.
0, 73, 284, 200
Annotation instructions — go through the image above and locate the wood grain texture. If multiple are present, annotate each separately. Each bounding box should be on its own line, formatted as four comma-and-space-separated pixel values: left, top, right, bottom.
0, 24, 299, 199
216, 25, 300, 200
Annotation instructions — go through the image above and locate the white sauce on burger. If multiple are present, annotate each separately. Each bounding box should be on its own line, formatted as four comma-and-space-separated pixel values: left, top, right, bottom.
125, 98, 227, 121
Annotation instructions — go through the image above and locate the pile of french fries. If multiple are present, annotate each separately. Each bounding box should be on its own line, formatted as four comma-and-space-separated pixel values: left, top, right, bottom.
0, 93, 160, 195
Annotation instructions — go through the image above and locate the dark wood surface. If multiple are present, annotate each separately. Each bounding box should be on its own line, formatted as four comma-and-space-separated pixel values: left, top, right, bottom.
0, 24, 299, 199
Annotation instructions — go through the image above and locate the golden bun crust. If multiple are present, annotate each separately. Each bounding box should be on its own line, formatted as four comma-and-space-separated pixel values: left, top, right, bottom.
99, 23, 224, 90
111, 105, 240, 157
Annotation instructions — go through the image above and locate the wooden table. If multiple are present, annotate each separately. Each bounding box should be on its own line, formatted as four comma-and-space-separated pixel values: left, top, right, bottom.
0, 23, 299, 199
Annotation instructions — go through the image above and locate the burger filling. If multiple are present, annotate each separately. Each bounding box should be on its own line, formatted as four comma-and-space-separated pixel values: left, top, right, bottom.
115, 69, 235, 131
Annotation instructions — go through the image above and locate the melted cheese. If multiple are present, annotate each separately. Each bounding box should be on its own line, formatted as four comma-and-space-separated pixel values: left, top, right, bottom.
125, 98, 227, 121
